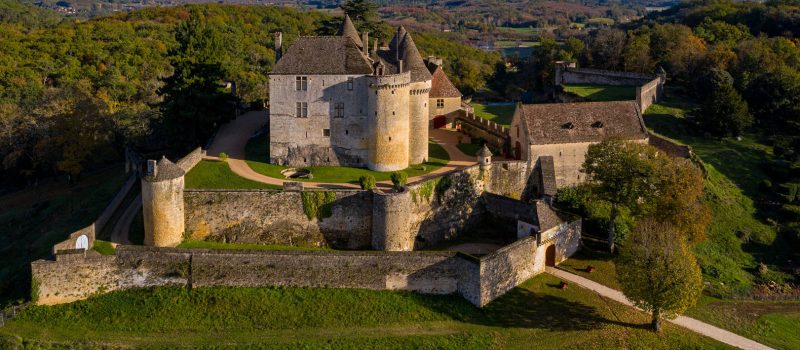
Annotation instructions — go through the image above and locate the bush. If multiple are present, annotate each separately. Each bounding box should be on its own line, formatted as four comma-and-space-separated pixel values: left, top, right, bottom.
219, 152, 229, 162
358, 175, 376, 190
759, 179, 773, 191
390, 171, 408, 190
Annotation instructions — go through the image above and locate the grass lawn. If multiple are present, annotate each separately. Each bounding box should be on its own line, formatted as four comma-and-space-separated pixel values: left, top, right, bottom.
0, 166, 127, 306
456, 143, 482, 157
184, 159, 281, 190
561, 235, 798, 350
495, 40, 540, 48
244, 133, 449, 185
0, 274, 731, 349
562, 84, 636, 102
496, 26, 539, 35
177, 239, 331, 251
469, 102, 516, 126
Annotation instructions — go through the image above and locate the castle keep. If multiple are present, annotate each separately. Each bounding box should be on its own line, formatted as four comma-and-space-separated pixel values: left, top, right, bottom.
269, 16, 437, 171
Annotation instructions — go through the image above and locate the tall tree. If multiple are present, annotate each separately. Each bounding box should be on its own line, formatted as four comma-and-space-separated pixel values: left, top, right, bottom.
617, 218, 703, 332
588, 28, 627, 70
582, 140, 665, 252
158, 9, 235, 149
698, 82, 751, 137
340, 0, 382, 37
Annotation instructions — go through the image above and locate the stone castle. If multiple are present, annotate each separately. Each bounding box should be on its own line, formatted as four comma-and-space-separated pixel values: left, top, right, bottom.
269, 16, 450, 172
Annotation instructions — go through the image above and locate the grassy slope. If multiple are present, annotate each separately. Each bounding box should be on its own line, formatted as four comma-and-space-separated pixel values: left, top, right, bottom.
644, 99, 783, 295
244, 133, 449, 184
469, 102, 516, 126
456, 143, 482, 157
562, 84, 637, 102
0, 166, 127, 306
563, 236, 800, 350
184, 159, 281, 190
0, 274, 731, 349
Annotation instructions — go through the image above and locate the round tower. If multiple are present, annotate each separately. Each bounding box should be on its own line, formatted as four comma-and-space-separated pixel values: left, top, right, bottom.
367, 72, 411, 172
408, 80, 431, 164
141, 157, 185, 247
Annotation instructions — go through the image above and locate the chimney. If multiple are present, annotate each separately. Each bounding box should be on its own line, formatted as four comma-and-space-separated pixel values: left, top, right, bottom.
398, 59, 403, 74
362, 31, 369, 55
146, 159, 157, 178
274, 32, 283, 61
372, 38, 378, 58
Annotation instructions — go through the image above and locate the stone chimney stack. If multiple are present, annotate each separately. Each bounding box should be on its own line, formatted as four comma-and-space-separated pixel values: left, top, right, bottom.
362, 31, 369, 55
274, 32, 283, 61
398, 59, 403, 74
146, 159, 157, 178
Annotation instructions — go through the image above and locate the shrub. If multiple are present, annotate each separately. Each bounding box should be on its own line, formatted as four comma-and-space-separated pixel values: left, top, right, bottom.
358, 175, 376, 190
218, 152, 229, 162
390, 171, 408, 190
759, 179, 773, 191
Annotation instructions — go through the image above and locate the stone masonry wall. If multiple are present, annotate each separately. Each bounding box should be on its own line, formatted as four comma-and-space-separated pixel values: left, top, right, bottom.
176, 147, 205, 172
184, 189, 373, 249
636, 77, 661, 113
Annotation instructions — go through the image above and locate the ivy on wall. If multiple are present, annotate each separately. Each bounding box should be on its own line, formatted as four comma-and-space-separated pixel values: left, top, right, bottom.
301, 192, 337, 221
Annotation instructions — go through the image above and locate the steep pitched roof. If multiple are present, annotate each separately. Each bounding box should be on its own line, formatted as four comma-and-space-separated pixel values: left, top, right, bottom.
519, 101, 648, 145
429, 66, 461, 98
337, 14, 363, 48
153, 157, 184, 181
535, 201, 569, 232
385, 26, 431, 83
270, 36, 373, 75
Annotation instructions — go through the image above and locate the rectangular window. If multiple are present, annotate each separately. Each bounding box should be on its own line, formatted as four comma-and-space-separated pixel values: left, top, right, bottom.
296, 102, 308, 118
323, 129, 330, 137
334, 103, 344, 118
436, 99, 445, 108
295, 76, 308, 91
347, 77, 354, 91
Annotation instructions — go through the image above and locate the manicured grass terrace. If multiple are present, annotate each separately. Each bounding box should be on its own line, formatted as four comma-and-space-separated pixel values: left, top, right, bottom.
1, 274, 731, 349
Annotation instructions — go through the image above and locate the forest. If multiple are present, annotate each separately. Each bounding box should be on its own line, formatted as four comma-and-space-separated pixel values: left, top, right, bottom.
0, 0, 500, 190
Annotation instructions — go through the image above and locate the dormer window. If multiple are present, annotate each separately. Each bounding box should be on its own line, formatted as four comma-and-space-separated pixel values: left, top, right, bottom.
562, 122, 574, 129
296, 76, 308, 91
592, 121, 604, 128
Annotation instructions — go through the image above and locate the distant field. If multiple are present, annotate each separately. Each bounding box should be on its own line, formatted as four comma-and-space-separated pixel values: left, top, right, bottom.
495, 40, 540, 48
469, 102, 516, 126
587, 17, 615, 26
496, 26, 539, 35
562, 84, 636, 102
0, 274, 730, 349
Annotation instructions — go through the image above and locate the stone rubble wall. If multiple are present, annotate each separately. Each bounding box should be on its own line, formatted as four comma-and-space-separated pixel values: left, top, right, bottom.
32, 216, 580, 307
184, 189, 373, 249
175, 147, 206, 172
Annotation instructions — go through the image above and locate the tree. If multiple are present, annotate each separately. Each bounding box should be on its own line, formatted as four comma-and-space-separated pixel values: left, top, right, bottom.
623, 31, 655, 73
533, 35, 568, 91
653, 158, 711, 244
582, 140, 665, 252
587, 28, 627, 70
340, 0, 382, 37
698, 82, 751, 137
617, 218, 703, 332
158, 9, 235, 148
745, 65, 800, 133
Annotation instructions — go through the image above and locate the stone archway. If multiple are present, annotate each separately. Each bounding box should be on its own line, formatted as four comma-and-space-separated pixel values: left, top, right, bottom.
545, 244, 556, 267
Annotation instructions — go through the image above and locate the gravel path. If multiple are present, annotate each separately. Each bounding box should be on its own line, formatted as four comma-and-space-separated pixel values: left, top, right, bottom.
546, 267, 774, 350
205, 111, 477, 189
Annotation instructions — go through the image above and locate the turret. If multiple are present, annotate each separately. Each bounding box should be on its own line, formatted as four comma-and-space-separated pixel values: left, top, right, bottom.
477, 144, 493, 170
367, 72, 411, 172
141, 157, 185, 247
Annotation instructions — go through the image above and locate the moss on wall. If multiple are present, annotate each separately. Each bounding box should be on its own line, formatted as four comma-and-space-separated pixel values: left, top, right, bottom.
302, 191, 337, 221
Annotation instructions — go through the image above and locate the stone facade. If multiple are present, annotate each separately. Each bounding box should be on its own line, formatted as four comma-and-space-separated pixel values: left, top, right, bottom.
268, 18, 437, 171
141, 158, 185, 247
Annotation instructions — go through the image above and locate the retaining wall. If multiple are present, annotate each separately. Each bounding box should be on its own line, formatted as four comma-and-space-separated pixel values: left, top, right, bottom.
648, 133, 692, 159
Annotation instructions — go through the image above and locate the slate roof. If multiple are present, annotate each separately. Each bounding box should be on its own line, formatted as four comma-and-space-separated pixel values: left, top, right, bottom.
477, 144, 493, 157
152, 157, 184, 181
429, 66, 462, 98
535, 201, 569, 232
271, 19, 431, 82
270, 36, 373, 75
519, 101, 648, 145
538, 156, 557, 197
337, 14, 363, 48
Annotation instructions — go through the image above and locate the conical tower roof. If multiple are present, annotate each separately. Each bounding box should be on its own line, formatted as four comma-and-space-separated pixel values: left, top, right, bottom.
397, 28, 432, 82
337, 14, 363, 48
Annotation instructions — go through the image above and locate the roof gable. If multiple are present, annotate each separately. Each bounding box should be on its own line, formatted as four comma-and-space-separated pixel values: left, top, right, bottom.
429, 66, 461, 98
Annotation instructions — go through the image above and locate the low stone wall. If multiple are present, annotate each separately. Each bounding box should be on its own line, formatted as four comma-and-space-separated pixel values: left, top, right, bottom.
648, 133, 691, 159
560, 66, 655, 86
184, 189, 373, 249
176, 147, 206, 172
636, 77, 661, 112
455, 111, 509, 154
33, 215, 581, 307
483, 193, 537, 232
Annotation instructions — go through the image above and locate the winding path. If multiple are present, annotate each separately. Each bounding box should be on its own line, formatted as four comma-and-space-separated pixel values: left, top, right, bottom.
206, 111, 477, 189
546, 267, 774, 350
